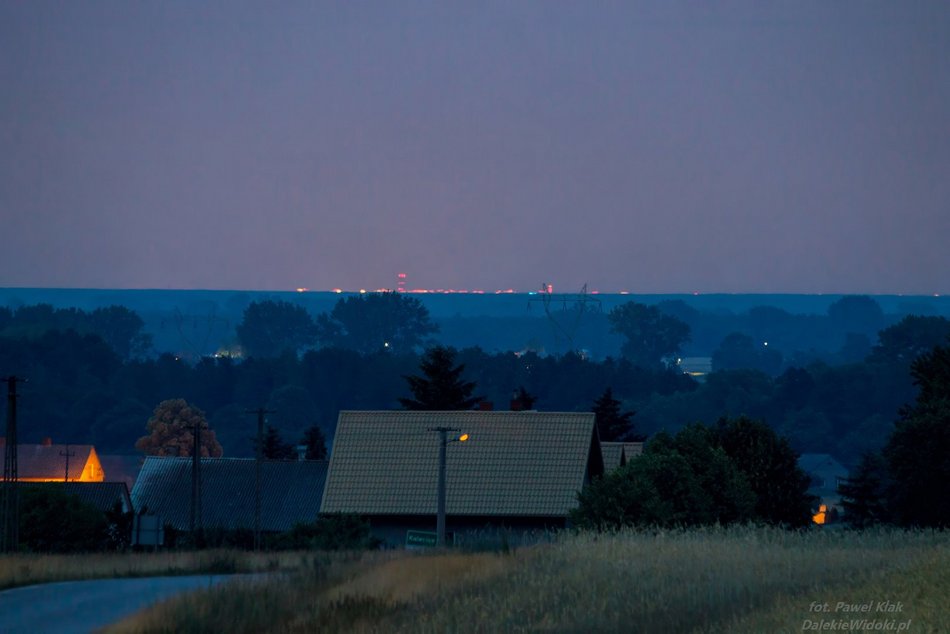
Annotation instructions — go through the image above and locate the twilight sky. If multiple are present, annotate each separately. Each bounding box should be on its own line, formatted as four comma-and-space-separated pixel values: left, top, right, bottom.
1, 1, 948, 294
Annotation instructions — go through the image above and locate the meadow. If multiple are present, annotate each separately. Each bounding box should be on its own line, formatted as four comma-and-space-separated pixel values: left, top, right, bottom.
104, 526, 948, 633
0, 549, 312, 591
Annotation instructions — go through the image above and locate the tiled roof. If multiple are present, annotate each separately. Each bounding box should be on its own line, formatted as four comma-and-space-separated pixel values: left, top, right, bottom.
601, 442, 625, 471
24, 482, 132, 513
321, 411, 600, 518
623, 442, 644, 460
601, 442, 644, 471
131, 457, 328, 532
16, 444, 96, 480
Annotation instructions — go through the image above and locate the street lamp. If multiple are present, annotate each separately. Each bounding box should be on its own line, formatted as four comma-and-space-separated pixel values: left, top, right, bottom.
428, 426, 469, 547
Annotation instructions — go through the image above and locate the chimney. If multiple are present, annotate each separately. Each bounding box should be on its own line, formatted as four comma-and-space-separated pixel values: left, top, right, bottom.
478, 401, 494, 411
42, 437, 53, 447
295, 444, 307, 461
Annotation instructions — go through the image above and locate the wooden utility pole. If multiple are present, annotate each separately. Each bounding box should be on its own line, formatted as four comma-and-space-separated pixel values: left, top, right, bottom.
60, 445, 75, 481
2, 376, 25, 553
247, 407, 275, 551
188, 422, 203, 536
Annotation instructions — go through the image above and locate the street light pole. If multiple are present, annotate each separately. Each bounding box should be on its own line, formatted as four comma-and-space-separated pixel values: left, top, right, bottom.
428, 426, 468, 547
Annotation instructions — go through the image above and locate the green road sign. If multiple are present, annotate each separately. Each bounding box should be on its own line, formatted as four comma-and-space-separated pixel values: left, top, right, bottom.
406, 530, 454, 548
406, 530, 438, 548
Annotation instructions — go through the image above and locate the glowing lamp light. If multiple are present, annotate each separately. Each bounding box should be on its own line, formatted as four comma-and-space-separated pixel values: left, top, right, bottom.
458, 433, 469, 442
812, 504, 827, 525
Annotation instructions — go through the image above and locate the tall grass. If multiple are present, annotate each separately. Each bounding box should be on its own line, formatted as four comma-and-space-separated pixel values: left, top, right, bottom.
0, 549, 311, 591
105, 527, 948, 633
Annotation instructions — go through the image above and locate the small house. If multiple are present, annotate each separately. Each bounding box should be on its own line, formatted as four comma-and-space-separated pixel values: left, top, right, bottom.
3, 438, 105, 482
320, 410, 604, 546
131, 457, 328, 532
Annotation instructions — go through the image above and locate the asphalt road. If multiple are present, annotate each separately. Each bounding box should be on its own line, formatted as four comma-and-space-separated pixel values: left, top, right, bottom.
0, 574, 251, 634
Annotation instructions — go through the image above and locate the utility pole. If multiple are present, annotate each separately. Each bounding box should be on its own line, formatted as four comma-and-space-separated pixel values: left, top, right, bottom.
187, 422, 203, 537
60, 444, 75, 482
247, 407, 275, 551
427, 426, 467, 547
2, 376, 25, 553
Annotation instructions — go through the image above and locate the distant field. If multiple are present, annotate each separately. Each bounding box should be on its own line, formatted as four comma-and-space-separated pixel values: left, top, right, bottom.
106, 527, 949, 633
0, 549, 311, 591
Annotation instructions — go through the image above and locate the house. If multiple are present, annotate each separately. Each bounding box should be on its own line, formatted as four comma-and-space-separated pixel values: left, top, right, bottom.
1, 438, 104, 482
798, 453, 848, 524
320, 410, 603, 546
600, 441, 645, 471
131, 457, 328, 532
24, 481, 132, 514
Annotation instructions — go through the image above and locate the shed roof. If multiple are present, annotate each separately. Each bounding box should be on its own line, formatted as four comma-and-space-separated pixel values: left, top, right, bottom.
321, 410, 601, 518
25, 482, 132, 513
131, 457, 327, 532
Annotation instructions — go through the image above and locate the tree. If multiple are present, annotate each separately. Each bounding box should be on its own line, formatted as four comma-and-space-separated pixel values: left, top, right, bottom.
591, 387, 640, 441
871, 315, 950, 364
300, 425, 328, 460
883, 344, 950, 527
712, 332, 783, 376
607, 301, 690, 368
511, 386, 537, 410
839, 452, 889, 528
259, 425, 296, 460
571, 426, 755, 529
19, 487, 110, 552
89, 305, 153, 359
712, 416, 814, 527
827, 295, 885, 335
399, 346, 482, 410
135, 399, 223, 457
236, 300, 316, 358
316, 291, 438, 354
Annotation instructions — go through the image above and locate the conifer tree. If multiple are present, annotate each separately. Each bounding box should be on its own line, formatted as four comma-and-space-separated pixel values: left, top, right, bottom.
399, 346, 482, 410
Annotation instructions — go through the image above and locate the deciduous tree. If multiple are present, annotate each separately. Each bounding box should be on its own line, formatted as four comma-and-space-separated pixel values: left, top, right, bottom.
316, 292, 438, 354
607, 301, 690, 368
884, 345, 950, 527
236, 300, 316, 358
135, 399, 223, 457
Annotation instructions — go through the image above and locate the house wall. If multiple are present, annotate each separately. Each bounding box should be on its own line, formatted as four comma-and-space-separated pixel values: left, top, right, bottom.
365, 515, 567, 549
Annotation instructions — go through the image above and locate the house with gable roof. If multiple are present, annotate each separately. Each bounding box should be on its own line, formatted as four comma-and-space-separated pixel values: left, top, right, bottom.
131, 457, 328, 532
1, 437, 104, 482
320, 410, 604, 545
600, 441, 644, 471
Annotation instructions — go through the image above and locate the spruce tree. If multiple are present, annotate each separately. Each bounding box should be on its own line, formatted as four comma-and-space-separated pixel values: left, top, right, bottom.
591, 387, 640, 441
399, 346, 482, 410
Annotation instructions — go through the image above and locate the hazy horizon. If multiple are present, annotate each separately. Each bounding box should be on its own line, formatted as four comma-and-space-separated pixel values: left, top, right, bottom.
3, 2, 948, 294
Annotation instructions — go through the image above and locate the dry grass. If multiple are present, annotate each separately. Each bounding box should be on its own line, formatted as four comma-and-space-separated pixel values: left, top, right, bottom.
104, 527, 950, 634
0, 549, 312, 591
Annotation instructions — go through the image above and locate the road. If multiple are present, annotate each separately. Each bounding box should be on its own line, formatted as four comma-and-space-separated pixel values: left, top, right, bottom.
0, 574, 254, 634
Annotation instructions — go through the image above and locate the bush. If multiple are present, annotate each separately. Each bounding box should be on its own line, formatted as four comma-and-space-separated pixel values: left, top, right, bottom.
271, 514, 381, 551
18, 487, 110, 553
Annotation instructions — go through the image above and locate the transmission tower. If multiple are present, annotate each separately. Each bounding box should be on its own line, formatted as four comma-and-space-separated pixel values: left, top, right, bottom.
527, 283, 602, 353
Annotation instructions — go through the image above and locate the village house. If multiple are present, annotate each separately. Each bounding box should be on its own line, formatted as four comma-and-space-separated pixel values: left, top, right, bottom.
131, 456, 327, 532
798, 453, 849, 524
600, 441, 644, 471
1, 437, 104, 482
320, 410, 604, 546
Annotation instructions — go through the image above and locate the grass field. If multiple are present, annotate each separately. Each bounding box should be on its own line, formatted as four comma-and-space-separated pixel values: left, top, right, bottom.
0, 549, 313, 591
104, 526, 948, 633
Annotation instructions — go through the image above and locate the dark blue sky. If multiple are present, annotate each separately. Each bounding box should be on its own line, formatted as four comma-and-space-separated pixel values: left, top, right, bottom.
2, 2, 948, 294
